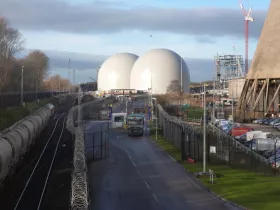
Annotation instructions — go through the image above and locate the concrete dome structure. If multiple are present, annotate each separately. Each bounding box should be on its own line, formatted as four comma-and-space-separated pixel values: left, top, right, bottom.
98, 53, 138, 92
130, 49, 190, 94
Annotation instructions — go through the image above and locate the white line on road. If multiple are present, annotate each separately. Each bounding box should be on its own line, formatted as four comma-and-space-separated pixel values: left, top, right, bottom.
143, 181, 151, 190
166, 153, 176, 162
132, 161, 137, 167
152, 193, 160, 203
125, 148, 129, 153
128, 155, 132, 160
137, 170, 142, 177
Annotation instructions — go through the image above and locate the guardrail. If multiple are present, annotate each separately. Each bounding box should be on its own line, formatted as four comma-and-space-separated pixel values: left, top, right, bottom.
155, 104, 273, 174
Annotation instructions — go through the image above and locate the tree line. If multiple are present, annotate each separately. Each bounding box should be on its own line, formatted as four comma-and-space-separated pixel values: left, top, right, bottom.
0, 17, 71, 94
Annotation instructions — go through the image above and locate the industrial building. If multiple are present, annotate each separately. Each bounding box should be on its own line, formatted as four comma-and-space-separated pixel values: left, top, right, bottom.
97, 53, 139, 92
130, 49, 190, 94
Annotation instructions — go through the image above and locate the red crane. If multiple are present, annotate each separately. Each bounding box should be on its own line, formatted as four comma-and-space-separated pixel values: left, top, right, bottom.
239, 1, 254, 75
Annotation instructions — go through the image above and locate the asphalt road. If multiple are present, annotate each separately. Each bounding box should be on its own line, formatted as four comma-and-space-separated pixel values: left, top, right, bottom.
87, 100, 240, 210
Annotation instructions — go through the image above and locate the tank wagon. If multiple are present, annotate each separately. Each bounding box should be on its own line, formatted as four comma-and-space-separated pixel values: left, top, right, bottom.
0, 103, 55, 183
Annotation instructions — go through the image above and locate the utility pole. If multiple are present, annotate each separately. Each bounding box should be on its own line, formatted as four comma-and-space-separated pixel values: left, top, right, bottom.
68, 58, 71, 93
21, 65, 24, 106
78, 83, 82, 126
149, 34, 153, 106
212, 77, 216, 121
73, 68, 76, 90
203, 83, 207, 172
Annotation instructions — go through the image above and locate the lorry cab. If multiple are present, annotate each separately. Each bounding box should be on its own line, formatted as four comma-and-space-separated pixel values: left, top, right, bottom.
127, 114, 145, 136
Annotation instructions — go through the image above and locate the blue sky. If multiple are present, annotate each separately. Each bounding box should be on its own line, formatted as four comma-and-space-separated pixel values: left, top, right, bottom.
0, 0, 271, 82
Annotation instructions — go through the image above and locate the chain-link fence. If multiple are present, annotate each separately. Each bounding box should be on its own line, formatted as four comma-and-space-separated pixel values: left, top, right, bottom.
155, 103, 279, 174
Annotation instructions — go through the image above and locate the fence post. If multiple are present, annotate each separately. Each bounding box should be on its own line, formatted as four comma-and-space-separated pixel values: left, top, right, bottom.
92, 133, 95, 161
181, 126, 186, 161
228, 136, 231, 166
101, 127, 103, 159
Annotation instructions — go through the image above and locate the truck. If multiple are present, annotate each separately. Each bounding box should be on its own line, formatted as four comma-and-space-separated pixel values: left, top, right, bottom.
127, 114, 145, 136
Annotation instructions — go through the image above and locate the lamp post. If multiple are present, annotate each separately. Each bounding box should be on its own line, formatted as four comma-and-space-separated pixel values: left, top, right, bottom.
149, 34, 153, 106
21, 65, 24, 106
203, 83, 207, 172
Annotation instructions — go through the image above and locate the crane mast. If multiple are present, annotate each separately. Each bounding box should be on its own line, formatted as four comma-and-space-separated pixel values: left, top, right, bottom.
239, 1, 254, 75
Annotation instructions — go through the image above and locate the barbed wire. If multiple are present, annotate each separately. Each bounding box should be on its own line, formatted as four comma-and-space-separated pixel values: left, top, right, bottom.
67, 96, 115, 210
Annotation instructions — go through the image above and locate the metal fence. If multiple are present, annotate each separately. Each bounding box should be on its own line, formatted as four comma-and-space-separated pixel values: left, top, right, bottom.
84, 122, 110, 161
67, 96, 116, 210
155, 104, 278, 174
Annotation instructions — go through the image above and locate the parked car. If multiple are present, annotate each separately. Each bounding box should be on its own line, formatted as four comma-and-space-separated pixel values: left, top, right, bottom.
257, 118, 269, 124
262, 118, 275, 125
270, 157, 280, 171
235, 133, 247, 143
270, 118, 280, 125
253, 118, 265, 124
229, 126, 254, 137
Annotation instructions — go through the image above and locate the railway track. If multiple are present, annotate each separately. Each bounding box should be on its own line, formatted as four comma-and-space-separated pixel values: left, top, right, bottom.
10, 113, 67, 210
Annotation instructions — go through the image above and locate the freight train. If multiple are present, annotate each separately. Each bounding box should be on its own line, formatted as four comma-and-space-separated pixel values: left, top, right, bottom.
0, 103, 55, 183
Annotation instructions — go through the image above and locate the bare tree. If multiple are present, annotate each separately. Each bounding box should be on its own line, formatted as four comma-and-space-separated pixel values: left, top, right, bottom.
0, 17, 24, 94
167, 80, 182, 97
44, 74, 71, 92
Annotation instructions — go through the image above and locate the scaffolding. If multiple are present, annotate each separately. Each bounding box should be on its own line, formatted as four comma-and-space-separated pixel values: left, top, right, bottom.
214, 54, 244, 88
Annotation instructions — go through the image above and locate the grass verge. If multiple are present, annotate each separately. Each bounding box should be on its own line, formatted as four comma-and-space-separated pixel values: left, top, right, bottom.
0, 98, 51, 131
150, 130, 280, 210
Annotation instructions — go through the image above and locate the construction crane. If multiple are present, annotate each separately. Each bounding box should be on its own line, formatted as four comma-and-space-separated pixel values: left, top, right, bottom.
239, 0, 254, 75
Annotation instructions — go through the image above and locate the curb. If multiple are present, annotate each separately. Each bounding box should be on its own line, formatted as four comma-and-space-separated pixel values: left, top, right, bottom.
151, 139, 248, 210
208, 190, 248, 210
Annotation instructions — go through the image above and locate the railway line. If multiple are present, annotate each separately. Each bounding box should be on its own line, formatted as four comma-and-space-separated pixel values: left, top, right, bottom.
0, 112, 71, 210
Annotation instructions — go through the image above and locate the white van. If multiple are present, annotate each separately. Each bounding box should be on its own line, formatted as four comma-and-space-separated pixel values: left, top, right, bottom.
111, 113, 127, 128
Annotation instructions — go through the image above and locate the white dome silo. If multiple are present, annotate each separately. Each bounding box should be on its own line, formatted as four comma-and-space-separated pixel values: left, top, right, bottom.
130, 49, 190, 94
98, 53, 138, 92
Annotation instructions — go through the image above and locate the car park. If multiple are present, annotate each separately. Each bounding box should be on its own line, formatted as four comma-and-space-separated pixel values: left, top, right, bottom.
214, 117, 280, 171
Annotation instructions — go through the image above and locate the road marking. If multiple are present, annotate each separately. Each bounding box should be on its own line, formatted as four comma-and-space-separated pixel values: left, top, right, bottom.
132, 161, 137, 167
152, 193, 160, 203
128, 155, 132, 160
137, 170, 142, 177
166, 153, 176, 162
125, 148, 129, 153
143, 181, 151, 190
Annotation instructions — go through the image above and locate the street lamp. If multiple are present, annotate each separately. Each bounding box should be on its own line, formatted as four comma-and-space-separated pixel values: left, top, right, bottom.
203, 83, 207, 172
149, 34, 153, 107
21, 65, 24, 106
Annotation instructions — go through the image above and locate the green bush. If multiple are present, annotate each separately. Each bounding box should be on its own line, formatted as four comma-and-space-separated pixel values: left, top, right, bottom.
0, 98, 51, 131
185, 107, 203, 119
